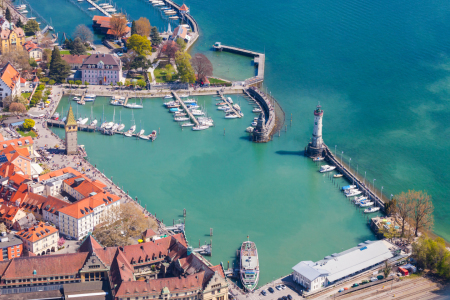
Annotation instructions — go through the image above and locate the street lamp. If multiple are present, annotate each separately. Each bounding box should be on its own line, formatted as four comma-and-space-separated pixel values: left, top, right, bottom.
381, 186, 384, 201
349, 158, 351, 170
341, 151, 344, 164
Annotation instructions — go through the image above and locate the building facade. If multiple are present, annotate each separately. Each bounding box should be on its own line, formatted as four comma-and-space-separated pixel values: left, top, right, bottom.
0, 62, 21, 107
0, 24, 25, 54
80, 53, 123, 86
23, 41, 43, 61
0, 233, 22, 261
17, 222, 59, 255
65, 106, 78, 155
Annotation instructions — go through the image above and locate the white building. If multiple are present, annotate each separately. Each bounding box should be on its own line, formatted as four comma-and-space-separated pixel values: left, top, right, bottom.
80, 53, 123, 86
0, 62, 21, 107
28, 172, 77, 197
292, 240, 394, 293
16, 222, 59, 255
57, 192, 120, 240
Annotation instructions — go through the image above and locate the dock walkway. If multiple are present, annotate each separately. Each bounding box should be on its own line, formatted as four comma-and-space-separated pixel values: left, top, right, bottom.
217, 92, 242, 118
172, 92, 199, 126
323, 145, 386, 210
86, 0, 112, 17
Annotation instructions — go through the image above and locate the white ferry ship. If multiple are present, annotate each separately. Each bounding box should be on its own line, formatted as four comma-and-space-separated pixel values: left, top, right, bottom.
240, 239, 259, 292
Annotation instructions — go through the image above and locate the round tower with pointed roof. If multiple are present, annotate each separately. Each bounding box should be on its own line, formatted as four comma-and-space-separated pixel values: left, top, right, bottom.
306, 103, 325, 157
65, 106, 78, 155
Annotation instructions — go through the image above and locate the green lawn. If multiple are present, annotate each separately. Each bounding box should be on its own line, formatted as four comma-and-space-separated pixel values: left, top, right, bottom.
22, 92, 31, 99
154, 65, 178, 83
60, 50, 71, 55
208, 77, 230, 84
17, 130, 37, 138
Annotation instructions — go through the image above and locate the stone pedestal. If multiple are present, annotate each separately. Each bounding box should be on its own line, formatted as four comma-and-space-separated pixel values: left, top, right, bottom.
306, 142, 325, 158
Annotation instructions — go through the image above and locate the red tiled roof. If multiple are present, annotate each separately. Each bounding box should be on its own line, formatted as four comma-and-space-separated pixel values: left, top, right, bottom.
64, 175, 103, 198
0, 136, 33, 151
38, 167, 81, 181
17, 222, 58, 243
23, 41, 41, 52
143, 228, 156, 238
60, 54, 89, 65
1, 252, 88, 279
179, 4, 189, 11
0, 63, 20, 90
58, 192, 120, 219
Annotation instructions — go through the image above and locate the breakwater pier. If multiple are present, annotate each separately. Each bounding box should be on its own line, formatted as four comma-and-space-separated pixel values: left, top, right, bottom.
213, 43, 265, 86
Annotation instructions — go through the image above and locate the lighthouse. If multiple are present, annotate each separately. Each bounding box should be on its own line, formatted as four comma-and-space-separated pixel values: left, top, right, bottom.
306, 103, 325, 157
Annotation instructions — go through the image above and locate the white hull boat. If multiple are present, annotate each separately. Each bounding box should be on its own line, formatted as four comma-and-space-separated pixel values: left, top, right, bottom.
346, 190, 362, 197
90, 120, 98, 126
192, 125, 209, 131
182, 123, 195, 127
360, 201, 374, 207
364, 207, 380, 213
319, 165, 336, 173
164, 95, 173, 99
117, 124, 125, 131
80, 118, 89, 125
225, 113, 238, 119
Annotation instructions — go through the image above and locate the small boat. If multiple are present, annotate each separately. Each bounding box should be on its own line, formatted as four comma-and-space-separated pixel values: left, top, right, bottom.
101, 4, 113, 8
179, 94, 189, 98
227, 97, 234, 104
99, 3, 109, 6
174, 117, 189, 122
198, 118, 214, 126
313, 157, 325, 162
360, 201, 374, 207
182, 123, 195, 127
29, 17, 36, 20
164, 95, 173, 99
192, 125, 209, 131
125, 125, 136, 137
217, 106, 228, 110
354, 196, 367, 203
233, 104, 241, 111
225, 113, 238, 119
191, 110, 204, 116
77, 100, 85, 105
364, 207, 380, 213
240, 240, 259, 292
216, 102, 226, 106
252, 108, 262, 113
73, 97, 80, 101
125, 103, 143, 109
52, 113, 60, 120
169, 108, 179, 113
112, 123, 119, 131
76, 117, 83, 124
187, 104, 199, 109
88, 7, 96, 10
104, 122, 114, 129
140, 134, 150, 140
169, 16, 179, 20
21, 10, 28, 13
319, 165, 336, 173
246, 127, 254, 133
105, 8, 116, 12
138, 129, 145, 136
77, 0, 84, 2
346, 190, 362, 197
251, 121, 257, 126
90, 120, 98, 126
174, 112, 187, 117
80, 118, 89, 125
117, 124, 125, 131
16, 4, 26, 9
333, 174, 343, 178
344, 188, 359, 195
342, 185, 357, 191
150, 130, 157, 141
184, 99, 197, 104
110, 99, 124, 106
62, 117, 67, 122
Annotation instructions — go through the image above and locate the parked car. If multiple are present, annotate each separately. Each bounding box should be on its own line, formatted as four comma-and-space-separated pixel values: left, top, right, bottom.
361, 280, 369, 284
377, 275, 384, 280
275, 285, 282, 291
282, 296, 287, 300
261, 290, 266, 296
280, 284, 287, 290
287, 295, 293, 300
268, 287, 274, 293
338, 288, 344, 293
370, 277, 378, 282
352, 283, 359, 288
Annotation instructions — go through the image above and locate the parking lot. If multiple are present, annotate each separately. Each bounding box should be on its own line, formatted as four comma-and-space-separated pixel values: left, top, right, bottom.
233, 275, 302, 300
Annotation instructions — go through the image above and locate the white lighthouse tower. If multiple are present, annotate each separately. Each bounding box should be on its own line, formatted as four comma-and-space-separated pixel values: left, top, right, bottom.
306, 103, 325, 157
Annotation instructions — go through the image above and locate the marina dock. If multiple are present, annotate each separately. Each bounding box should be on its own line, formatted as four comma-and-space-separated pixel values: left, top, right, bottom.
213, 43, 265, 86
172, 92, 199, 126
217, 92, 242, 117
86, 0, 112, 17
244, 87, 277, 142
323, 145, 386, 210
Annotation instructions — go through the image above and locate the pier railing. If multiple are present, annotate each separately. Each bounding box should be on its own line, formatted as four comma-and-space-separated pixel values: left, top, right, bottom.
323, 145, 386, 210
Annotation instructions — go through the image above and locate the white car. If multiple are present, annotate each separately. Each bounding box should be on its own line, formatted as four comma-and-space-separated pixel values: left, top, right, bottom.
275, 285, 282, 290
370, 277, 378, 282
280, 285, 286, 290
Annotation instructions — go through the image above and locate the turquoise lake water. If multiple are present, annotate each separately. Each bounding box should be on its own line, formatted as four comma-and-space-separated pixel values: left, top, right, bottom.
28, 0, 450, 286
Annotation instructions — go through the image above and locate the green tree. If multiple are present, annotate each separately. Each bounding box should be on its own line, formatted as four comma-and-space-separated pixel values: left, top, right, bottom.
175, 51, 195, 83
84, 81, 89, 88
165, 72, 172, 81
23, 119, 35, 130
40, 77, 49, 84
127, 34, 152, 56
150, 27, 162, 45
48, 46, 71, 83
137, 79, 146, 88
9, 102, 26, 115
117, 81, 123, 90
16, 18, 24, 28
131, 20, 137, 35
49, 79, 55, 85
412, 235, 449, 274
29, 58, 38, 68
24, 20, 40, 36
70, 37, 87, 55
5, 8, 11, 22
382, 260, 392, 278
68, 80, 74, 88
176, 38, 186, 51
75, 80, 82, 88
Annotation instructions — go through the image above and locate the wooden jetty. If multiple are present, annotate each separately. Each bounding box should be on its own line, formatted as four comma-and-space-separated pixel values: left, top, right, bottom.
217, 92, 242, 118
86, 0, 112, 17
323, 145, 386, 210
172, 92, 199, 126
213, 43, 265, 85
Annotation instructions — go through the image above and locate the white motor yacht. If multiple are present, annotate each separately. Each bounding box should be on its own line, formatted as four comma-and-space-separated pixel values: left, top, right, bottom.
174, 117, 189, 122
139, 134, 150, 140
179, 94, 189, 98
354, 196, 367, 203
164, 95, 173, 99
344, 188, 359, 195
364, 207, 380, 213
227, 97, 234, 104
253, 108, 262, 113
341, 185, 357, 191
125, 103, 143, 109
217, 106, 228, 110
184, 99, 197, 104
90, 120, 98, 126
346, 190, 362, 197
246, 127, 254, 133
192, 125, 209, 131
73, 97, 80, 101
319, 165, 336, 173
191, 110, 204, 116
88, 7, 96, 10
181, 123, 195, 127
76, 117, 83, 124
225, 113, 238, 119
360, 201, 374, 207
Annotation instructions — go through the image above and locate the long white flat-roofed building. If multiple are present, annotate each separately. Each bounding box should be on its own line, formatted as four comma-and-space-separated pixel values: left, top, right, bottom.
292, 240, 394, 292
